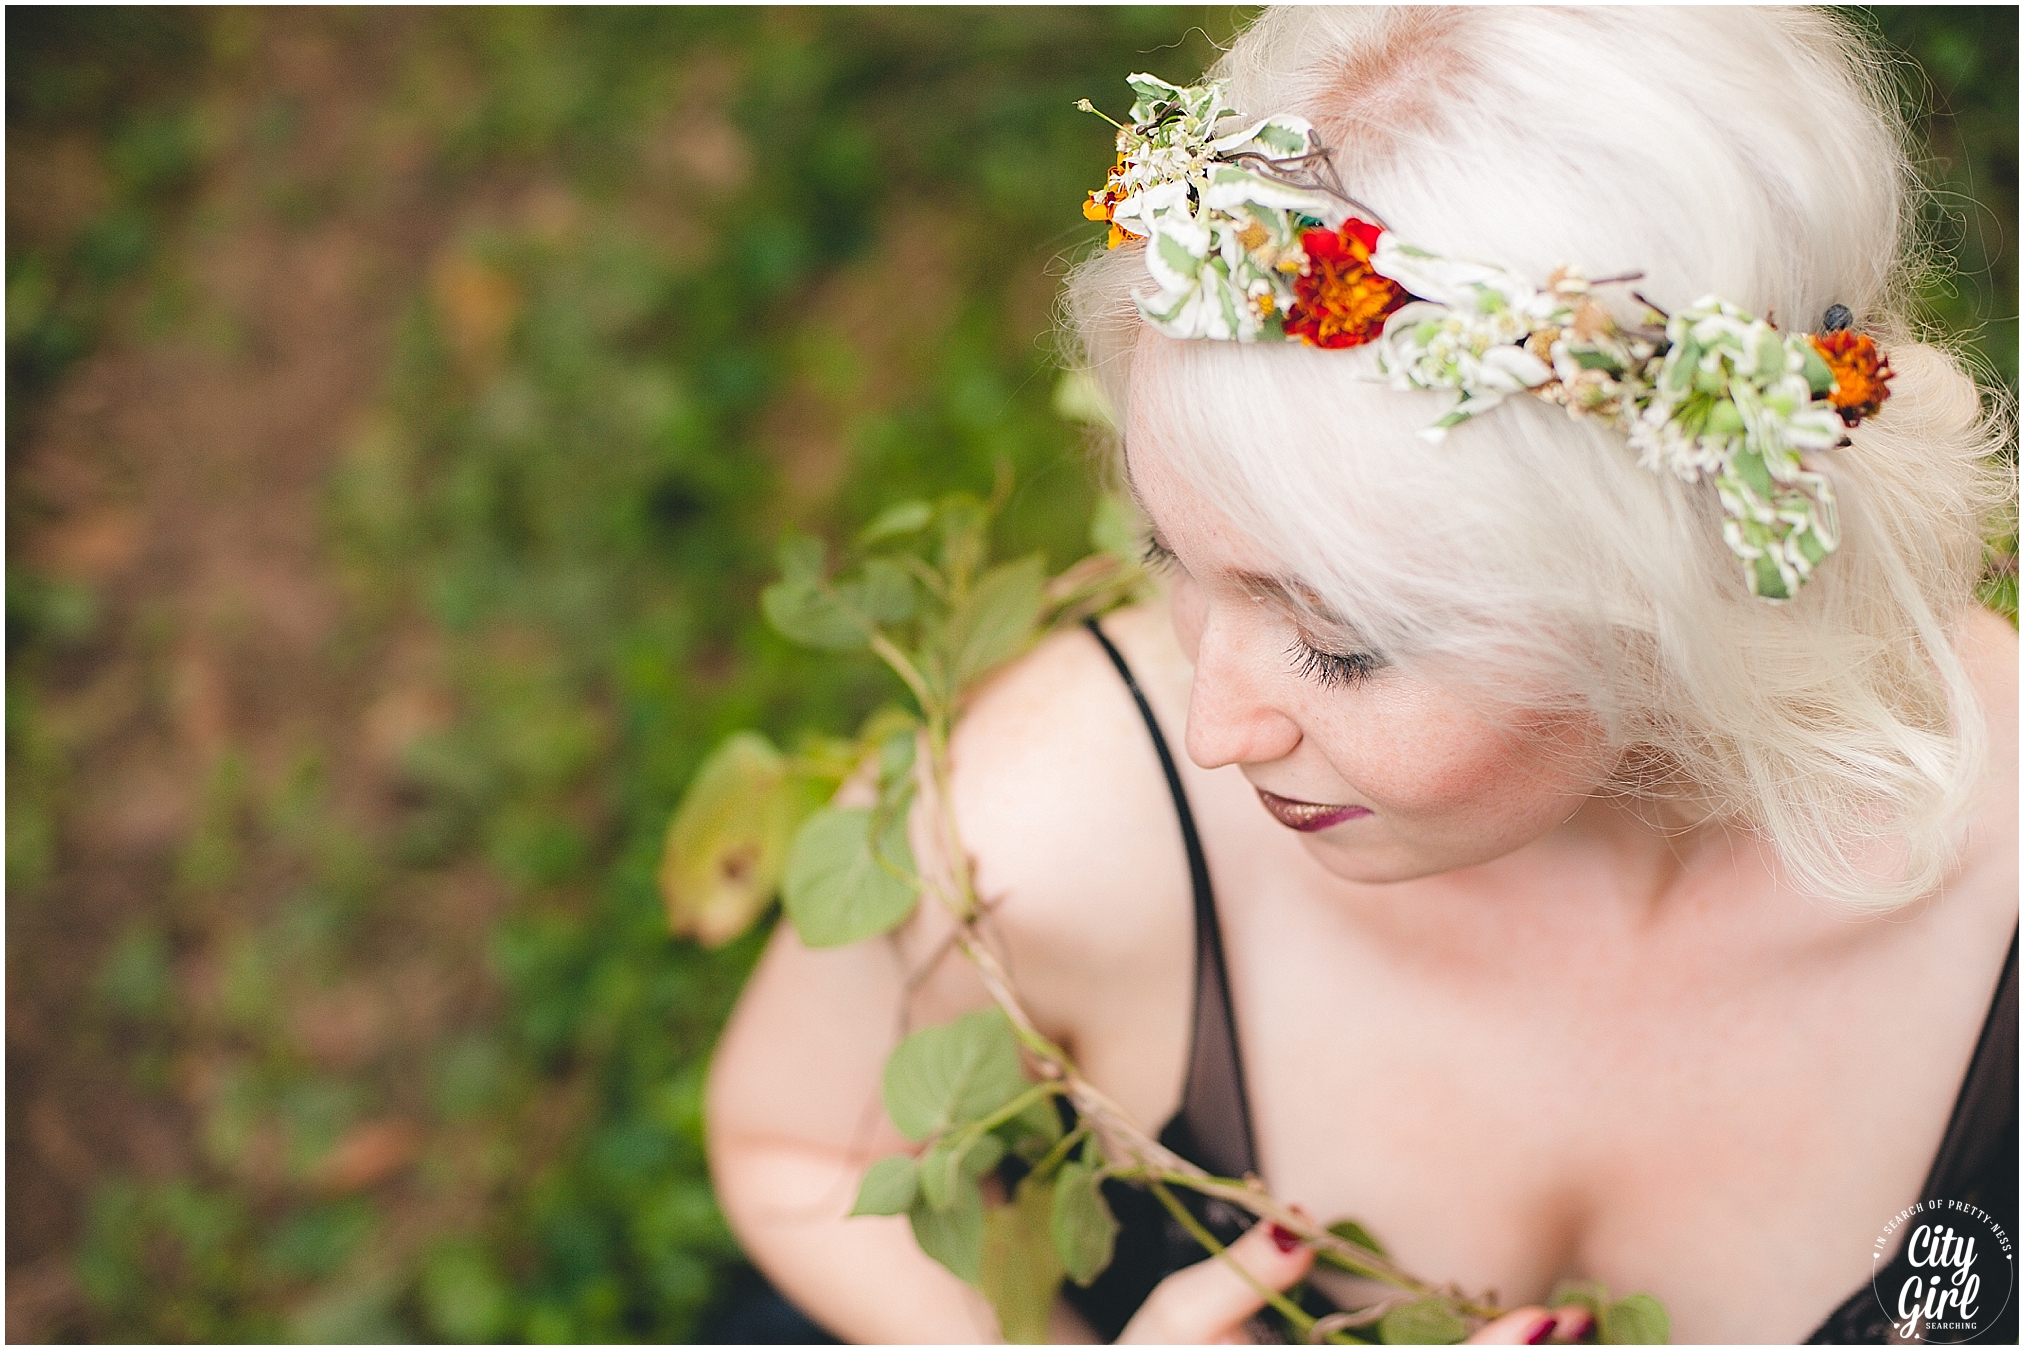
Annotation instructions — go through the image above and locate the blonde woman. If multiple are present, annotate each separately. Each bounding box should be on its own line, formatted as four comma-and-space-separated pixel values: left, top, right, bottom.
708, 8, 2017, 1343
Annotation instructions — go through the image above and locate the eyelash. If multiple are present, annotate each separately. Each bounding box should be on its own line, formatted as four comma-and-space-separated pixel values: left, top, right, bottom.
1288, 639, 1382, 689
1145, 535, 1378, 688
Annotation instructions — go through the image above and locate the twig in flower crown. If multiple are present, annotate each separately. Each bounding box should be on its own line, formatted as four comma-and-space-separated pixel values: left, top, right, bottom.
1630, 290, 1670, 321
1217, 146, 1391, 230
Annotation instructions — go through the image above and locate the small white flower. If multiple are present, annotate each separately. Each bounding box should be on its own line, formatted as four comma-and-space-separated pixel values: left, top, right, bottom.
1082, 76, 1865, 599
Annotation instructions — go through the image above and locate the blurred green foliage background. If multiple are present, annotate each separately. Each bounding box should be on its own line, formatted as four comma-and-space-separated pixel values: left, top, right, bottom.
5, 7, 2013, 1342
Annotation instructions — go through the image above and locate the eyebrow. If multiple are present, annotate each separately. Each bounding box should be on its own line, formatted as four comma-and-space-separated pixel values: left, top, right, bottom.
1123, 454, 1314, 603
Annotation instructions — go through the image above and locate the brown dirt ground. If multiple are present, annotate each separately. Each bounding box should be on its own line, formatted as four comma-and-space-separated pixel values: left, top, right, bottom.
6, 12, 525, 1337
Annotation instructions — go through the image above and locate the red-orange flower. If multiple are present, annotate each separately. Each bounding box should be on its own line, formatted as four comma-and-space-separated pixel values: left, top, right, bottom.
1809, 329, 1893, 426
1283, 218, 1408, 349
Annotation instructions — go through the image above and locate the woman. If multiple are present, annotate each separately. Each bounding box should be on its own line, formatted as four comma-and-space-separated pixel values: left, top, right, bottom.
707, 8, 2017, 1343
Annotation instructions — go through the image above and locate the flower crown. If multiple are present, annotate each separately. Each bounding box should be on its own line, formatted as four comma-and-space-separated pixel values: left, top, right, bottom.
1079, 75, 1894, 602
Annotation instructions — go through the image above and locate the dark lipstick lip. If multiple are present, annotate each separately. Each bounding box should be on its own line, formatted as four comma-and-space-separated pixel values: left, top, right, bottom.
1254, 787, 1372, 833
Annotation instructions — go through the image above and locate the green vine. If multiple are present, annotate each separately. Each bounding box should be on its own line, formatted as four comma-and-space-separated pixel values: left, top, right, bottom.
662, 483, 1670, 1344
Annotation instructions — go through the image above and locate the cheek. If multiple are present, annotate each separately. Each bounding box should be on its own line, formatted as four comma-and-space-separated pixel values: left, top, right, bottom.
1313, 690, 1599, 824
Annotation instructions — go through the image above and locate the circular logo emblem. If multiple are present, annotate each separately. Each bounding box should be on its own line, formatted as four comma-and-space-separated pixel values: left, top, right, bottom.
1872, 1199, 2015, 1343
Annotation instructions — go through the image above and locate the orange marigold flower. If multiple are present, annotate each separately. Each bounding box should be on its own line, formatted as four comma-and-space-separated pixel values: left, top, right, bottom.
1084, 155, 1130, 246
1810, 329, 1893, 426
1283, 218, 1407, 349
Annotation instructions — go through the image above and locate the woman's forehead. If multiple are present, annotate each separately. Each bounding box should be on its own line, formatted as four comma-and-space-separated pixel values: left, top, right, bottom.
1124, 328, 1422, 475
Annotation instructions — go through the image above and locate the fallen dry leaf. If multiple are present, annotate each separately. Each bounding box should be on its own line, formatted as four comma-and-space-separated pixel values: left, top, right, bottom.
313, 1118, 423, 1195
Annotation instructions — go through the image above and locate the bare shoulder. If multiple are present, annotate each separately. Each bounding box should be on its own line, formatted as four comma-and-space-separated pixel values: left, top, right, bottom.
929, 600, 1197, 1035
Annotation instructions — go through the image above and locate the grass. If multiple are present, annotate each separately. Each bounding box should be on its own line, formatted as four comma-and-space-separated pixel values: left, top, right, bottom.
5, 7, 2013, 1342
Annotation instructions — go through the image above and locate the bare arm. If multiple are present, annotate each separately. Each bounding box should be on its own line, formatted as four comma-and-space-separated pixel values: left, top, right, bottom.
705, 607, 1214, 1343
706, 911, 1007, 1343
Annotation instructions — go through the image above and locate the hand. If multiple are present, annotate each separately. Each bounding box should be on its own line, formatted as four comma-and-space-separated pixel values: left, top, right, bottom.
1113, 1214, 1597, 1348
1467, 1303, 1595, 1344
1116, 1218, 1314, 1344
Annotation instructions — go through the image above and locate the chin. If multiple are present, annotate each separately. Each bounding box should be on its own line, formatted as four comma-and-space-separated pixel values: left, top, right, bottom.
1301, 834, 1441, 886
1299, 832, 1503, 886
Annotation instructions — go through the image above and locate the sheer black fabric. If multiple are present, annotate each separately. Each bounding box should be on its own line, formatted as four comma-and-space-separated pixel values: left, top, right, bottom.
1061, 620, 1263, 1341
1077, 618, 2021, 1346
1805, 932, 2017, 1345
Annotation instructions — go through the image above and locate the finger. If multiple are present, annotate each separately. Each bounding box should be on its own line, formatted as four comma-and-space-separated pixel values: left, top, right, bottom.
1118, 1218, 1315, 1345
1546, 1303, 1593, 1343
1468, 1305, 1557, 1344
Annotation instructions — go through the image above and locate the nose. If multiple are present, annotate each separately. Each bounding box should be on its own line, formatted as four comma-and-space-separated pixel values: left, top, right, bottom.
1183, 613, 1303, 771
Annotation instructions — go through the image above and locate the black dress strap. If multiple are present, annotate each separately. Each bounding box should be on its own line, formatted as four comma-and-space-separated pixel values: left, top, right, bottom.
1806, 924, 2019, 1344
1083, 617, 1259, 1181
1057, 620, 1266, 1342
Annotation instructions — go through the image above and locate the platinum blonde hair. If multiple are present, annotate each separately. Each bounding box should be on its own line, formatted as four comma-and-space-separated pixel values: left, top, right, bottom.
1063, 6, 2011, 910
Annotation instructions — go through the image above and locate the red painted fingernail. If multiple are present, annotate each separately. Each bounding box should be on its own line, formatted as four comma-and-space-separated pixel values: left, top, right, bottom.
1525, 1313, 1557, 1344
1268, 1222, 1300, 1252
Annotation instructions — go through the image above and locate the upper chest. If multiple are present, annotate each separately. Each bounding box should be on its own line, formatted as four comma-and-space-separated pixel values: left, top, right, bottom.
1067, 775, 2014, 1343
1031, 602, 2016, 1342
1254, 902, 1996, 1318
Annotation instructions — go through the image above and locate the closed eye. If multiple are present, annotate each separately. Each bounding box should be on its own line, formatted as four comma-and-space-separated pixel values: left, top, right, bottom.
1287, 638, 1383, 688
1142, 535, 1179, 571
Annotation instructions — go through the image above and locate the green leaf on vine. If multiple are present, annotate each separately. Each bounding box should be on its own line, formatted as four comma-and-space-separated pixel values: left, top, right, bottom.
781, 806, 917, 948
947, 554, 1045, 688
858, 499, 934, 547
1599, 1293, 1669, 1344
659, 732, 820, 947
1327, 1218, 1389, 1258
1000, 1091, 1064, 1161
918, 1131, 1005, 1211
882, 1007, 1029, 1143
1049, 1157, 1118, 1286
1089, 492, 1141, 562
877, 726, 917, 793
1547, 1279, 1608, 1316
982, 1175, 1066, 1342
763, 545, 914, 650
851, 557, 915, 625
849, 1155, 919, 1217
938, 494, 990, 588
1378, 1297, 1468, 1345
909, 1178, 984, 1284
777, 531, 827, 586
762, 575, 870, 650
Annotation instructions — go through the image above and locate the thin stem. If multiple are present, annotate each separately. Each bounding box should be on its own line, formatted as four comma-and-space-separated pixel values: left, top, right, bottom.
895, 554, 950, 603
960, 1081, 1060, 1140
1215, 148, 1386, 229
891, 555, 1512, 1330
869, 633, 935, 713
927, 722, 977, 924
1630, 290, 1671, 322
1075, 98, 1124, 130
1028, 1124, 1090, 1183
1149, 1180, 1317, 1340
955, 929, 1067, 1066
1161, 1174, 1420, 1290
